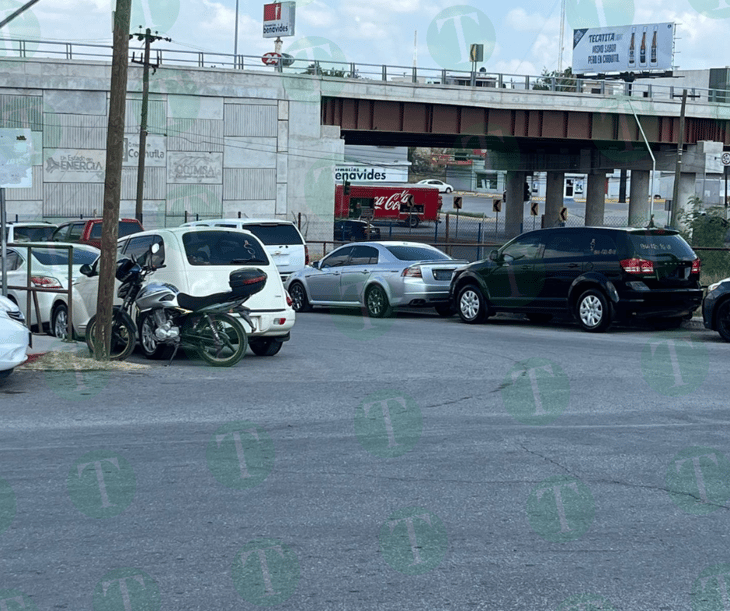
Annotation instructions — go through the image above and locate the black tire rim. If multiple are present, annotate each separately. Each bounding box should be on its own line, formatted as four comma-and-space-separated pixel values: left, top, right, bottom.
53, 307, 68, 339
290, 284, 305, 311
367, 288, 385, 316
140, 316, 158, 354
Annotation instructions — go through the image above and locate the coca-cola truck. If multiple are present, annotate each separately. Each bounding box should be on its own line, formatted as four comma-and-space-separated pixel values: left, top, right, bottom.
335, 184, 443, 228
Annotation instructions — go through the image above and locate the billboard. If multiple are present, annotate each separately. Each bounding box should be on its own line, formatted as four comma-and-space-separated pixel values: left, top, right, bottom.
263, 2, 296, 39
573, 23, 674, 74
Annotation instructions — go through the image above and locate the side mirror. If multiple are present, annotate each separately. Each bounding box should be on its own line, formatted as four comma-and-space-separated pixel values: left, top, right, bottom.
79, 263, 96, 277
488, 250, 499, 262
312, 260, 321, 270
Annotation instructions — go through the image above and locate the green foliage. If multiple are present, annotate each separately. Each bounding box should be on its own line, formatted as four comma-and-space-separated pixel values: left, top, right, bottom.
303, 63, 357, 78
532, 67, 577, 92
679, 196, 730, 279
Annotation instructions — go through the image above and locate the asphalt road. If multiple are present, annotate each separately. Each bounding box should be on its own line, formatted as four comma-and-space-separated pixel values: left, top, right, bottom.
2, 312, 729, 611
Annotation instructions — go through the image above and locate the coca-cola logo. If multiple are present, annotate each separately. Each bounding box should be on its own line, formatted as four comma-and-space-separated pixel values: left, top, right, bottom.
374, 191, 410, 211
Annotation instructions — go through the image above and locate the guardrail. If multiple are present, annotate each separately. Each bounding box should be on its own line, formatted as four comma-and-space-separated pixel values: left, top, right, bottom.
1, 37, 728, 105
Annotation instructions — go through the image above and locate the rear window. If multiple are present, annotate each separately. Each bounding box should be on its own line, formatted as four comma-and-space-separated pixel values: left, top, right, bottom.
89, 221, 142, 239
182, 231, 269, 266
626, 232, 695, 259
242, 224, 303, 246
385, 245, 450, 261
7, 226, 56, 242
30, 247, 99, 266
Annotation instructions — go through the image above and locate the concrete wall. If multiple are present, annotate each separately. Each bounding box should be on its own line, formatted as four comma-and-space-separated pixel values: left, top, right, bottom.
0, 57, 344, 244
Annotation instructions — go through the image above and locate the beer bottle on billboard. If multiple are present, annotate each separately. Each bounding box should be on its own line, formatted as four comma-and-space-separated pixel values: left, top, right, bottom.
650, 27, 658, 66
639, 29, 647, 66
628, 28, 636, 67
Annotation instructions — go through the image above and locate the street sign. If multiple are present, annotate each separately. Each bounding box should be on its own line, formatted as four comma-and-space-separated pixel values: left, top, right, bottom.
530, 201, 539, 216
722, 152, 730, 166
559, 207, 569, 222
404, 193, 414, 207
262, 52, 282, 66
493, 199, 502, 213
263, 1, 296, 38
469, 44, 484, 63
453, 196, 463, 210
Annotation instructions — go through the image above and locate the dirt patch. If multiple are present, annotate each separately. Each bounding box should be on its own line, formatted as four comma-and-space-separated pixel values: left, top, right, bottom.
19, 350, 150, 372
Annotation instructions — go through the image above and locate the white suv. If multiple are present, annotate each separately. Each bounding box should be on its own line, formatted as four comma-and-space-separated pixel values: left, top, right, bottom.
181, 219, 308, 281
5, 221, 57, 243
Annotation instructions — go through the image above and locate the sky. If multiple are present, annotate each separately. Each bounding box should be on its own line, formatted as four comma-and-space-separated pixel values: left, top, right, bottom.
1, 0, 729, 79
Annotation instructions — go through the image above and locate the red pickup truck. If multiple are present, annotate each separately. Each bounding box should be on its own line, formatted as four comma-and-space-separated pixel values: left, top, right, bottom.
51, 219, 144, 249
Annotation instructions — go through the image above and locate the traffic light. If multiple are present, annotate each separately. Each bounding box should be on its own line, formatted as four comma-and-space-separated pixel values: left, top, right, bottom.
524, 182, 531, 202
344, 181, 351, 196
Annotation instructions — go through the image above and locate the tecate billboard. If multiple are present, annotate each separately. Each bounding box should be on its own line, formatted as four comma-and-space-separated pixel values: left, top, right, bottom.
573, 23, 674, 74
263, 2, 296, 38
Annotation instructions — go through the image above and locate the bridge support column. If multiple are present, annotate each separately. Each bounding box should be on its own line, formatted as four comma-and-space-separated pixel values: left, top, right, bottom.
628, 170, 650, 226
505, 171, 526, 237
544, 171, 564, 228
672, 172, 697, 228
585, 171, 607, 226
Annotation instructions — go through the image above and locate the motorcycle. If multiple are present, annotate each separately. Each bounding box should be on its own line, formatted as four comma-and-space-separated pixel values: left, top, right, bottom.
84, 244, 267, 367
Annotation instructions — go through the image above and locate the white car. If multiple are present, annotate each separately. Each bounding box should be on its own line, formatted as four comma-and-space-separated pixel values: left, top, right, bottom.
181, 219, 308, 282
0, 295, 29, 383
1, 243, 100, 338
417, 179, 453, 194
5, 221, 57, 243
72, 227, 296, 357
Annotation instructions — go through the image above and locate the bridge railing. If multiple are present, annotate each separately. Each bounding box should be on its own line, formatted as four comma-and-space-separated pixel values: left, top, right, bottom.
1, 37, 728, 105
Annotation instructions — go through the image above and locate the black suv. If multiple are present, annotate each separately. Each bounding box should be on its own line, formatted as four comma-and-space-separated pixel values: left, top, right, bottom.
450, 227, 702, 332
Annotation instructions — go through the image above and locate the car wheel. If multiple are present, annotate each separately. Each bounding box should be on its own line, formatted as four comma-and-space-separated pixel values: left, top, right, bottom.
526, 313, 553, 324
457, 285, 487, 323
576, 289, 611, 332
407, 215, 420, 228
51, 303, 70, 339
0, 369, 13, 384
249, 338, 283, 356
434, 303, 454, 317
365, 285, 393, 318
289, 282, 311, 312
139, 312, 175, 360
445, 187, 452, 193
716, 300, 730, 341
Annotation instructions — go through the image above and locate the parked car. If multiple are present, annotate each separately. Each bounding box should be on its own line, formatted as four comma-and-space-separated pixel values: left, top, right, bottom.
334, 220, 381, 242
180, 219, 307, 281
5, 221, 57, 243
1, 243, 100, 337
702, 277, 730, 341
52, 218, 144, 249
0, 295, 29, 383
285, 241, 467, 317
450, 227, 703, 332
71, 227, 295, 357
416, 179, 453, 193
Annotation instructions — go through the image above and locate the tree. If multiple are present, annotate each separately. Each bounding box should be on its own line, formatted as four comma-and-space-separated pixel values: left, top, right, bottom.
532, 67, 577, 92
303, 63, 358, 78
678, 196, 730, 279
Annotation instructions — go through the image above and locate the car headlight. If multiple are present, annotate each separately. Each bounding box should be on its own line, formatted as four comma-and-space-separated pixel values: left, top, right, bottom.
708, 282, 722, 293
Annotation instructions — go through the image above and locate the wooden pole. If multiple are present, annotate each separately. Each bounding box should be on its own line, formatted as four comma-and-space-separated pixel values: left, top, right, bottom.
670, 89, 687, 228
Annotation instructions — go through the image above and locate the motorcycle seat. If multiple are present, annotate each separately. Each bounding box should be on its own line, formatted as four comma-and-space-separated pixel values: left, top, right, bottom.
177, 291, 242, 312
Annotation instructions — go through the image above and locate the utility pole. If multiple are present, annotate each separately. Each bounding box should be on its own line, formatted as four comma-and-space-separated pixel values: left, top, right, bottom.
670, 89, 688, 228
131, 28, 169, 224
94, 0, 132, 360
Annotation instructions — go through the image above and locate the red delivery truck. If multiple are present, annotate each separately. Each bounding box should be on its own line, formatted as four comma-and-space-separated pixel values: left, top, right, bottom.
335, 184, 443, 228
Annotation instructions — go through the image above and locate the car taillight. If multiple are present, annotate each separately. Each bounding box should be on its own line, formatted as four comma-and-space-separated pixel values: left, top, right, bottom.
620, 258, 654, 275
285, 290, 293, 307
305, 245, 309, 265
691, 258, 701, 275
402, 266, 422, 278
31, 275, 62, 288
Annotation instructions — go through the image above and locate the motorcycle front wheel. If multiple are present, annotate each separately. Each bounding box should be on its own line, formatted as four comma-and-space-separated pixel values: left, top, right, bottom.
184, 313, 247, 367
85, 309, 136, 361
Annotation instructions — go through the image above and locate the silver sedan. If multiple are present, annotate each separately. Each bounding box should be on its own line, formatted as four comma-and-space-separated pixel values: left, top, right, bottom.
284, 242, 466, 318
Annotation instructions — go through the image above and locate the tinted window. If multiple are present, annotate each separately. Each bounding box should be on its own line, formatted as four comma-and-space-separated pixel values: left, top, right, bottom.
501, 236, 541, 261
182, 231, 269, 266
30, 247, 99, 266
385, 246, 450, 261
627, 232, 695, 259
68, 223, 85, 241
52, 224, 71, 241
587, 234, 618, 257
89, 221, 142, 239
321, 246, 353, 268
348, 246, 379, 265
8, 225, 56, 242
123, 235, 165, 267
2, 250, 21, 271
544, 233, 589, 258
241, 224, 303, 245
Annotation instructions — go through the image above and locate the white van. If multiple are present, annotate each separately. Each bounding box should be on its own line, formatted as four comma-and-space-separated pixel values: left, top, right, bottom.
181, 219, 308, 281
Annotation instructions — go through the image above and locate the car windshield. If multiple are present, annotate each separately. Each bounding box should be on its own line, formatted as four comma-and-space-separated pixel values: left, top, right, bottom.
240, 224, 303, 245
182, 231, 269, 266
384, 245, 450, 261
6, 226, 56, 242
30, 247, 99, 266
627, 232, 695, 259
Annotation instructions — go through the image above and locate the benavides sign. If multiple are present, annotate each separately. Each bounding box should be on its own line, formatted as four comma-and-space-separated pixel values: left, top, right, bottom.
263, 2, 296, 38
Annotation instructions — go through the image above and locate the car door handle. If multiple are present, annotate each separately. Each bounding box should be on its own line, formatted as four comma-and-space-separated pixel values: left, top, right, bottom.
360, 270, 369, 274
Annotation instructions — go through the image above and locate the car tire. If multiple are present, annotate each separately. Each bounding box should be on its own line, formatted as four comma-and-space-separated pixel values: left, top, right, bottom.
139, 312, 175, 360
365, 285, 393, 318
407, 215, 419, 228
85, 309, 136, 360
576, 289, 611, 332
50, 303, 70, 339
457, 285, 487, 323
716, 300, 730, 342
289, 282, 311, 312
445, 187, 452, 193
249, 338, 283, 356
526, 313, 553, 324
435, 303, 454, 317
0, 369, 13, 384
